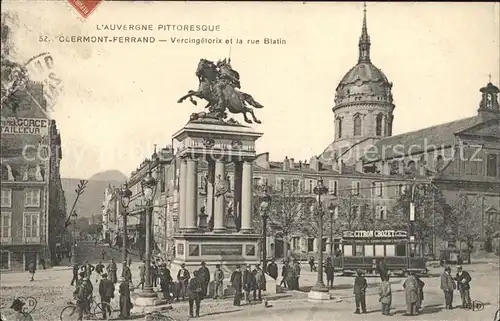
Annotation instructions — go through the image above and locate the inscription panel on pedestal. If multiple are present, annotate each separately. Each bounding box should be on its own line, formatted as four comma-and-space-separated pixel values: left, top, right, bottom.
201, 244, 243, 256
245, 244, 256, 256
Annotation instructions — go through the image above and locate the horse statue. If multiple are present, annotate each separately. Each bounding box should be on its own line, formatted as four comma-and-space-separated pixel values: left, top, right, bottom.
177, 58, 264, 124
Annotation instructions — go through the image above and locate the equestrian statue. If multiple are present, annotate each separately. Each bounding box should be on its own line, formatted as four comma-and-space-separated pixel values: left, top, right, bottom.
177, 58, 264, 124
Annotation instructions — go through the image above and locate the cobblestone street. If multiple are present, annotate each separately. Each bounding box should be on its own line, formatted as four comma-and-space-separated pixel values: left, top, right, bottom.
1, 258, 498, 321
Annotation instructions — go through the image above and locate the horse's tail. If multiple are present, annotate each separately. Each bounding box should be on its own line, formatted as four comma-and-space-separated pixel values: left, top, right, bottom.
240, 92, 264, 108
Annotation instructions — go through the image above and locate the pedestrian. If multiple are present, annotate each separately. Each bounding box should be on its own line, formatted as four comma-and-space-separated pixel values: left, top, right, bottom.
101, 249, 106, 261
253, 264, 265, 301
213, 264, 225, 299
293, 260, 301, 290
39, 257, 46, 270
159, 263, 172, 301
83, 260, 95, 279
83, 275, 94, 315
137, 261, 146, 290
266, 259, 278, 280
280, 261, 288, 288
353, 269, 367, 314
71, 263, 79, 286
378, 275, 392, 316
286, 261, 296, 290
187, 270, 203, 318
440, 266, 456, 310
98, 273, 114, 319
95, 261, 105, 283
119, 277, 133, 319
151, 261, 158, 288
28, 260, 36, 281
177, 263, 190, 300
230, 265, 243, 306
403, 272, 419, 316
122, 261, 132, 284
128, 256, 132, 267
376, 258, 388, 281
198, 261, 210, 299
68, 251, 72, 264
73, 275, 87, 321
455, 265, 472, 309
308, 256, 315, 272
324, 258, 334, 289
107, 259, 117, 284
243, 264, 256, 304
415, 274, 425, 312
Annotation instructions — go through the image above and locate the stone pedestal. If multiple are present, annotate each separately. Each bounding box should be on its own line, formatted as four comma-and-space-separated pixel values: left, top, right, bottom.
308, 290, 331, 301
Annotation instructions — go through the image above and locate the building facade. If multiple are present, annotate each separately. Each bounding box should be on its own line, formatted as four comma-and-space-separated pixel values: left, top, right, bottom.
1, 82, 66, 271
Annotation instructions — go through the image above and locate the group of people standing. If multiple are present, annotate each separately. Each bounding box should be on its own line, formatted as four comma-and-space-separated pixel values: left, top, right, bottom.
230, 264, 267, 306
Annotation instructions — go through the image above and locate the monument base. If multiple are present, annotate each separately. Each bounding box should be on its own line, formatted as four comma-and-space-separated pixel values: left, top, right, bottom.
171, 232, 260, 277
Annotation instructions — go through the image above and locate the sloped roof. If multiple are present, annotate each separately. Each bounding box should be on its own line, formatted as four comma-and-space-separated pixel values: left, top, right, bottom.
365, 116, 482, 161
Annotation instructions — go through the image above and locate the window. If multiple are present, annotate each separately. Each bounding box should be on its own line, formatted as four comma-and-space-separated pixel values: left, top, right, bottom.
25, 189, 41, 207
275, 178, 283, 191
1, 189, 12, 208
436, 155, 444, 172
351, 181, 360, 195
364, 245, 374, 256
465, 149, 482, 176
487, 154, 498, 177
352, 205, 359, 218
376, 113, 384, 136
328, 180, 338, 195
396, 184, 404, 196
353, 114, 362, 136
375, 206, 387, 220
337, 118, 343, 139
321, 238, 327, 252
343, 245, 353, 257
253, 176, 262, 186
354, 245, 363, 256
307, 238, 314, 252
307, 180, 313, 193
23, 212, 40, 242
292, 179, 300, 193
372, 182, 383, 197
406, 161, 416, 174
395, 244, 406, 256
0, 251, 9, 270
385, 245, 395, 256
1, 212, 12, 241
375, 245, 385, 256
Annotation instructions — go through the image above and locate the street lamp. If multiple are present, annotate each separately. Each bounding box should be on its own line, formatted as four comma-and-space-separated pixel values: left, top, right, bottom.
259, 183, 272, 272
71, 211, 78, 265
119, 182, 132, 263
308, 177, 330, 299
328, 203, 336, 262
138, 163, 157, 299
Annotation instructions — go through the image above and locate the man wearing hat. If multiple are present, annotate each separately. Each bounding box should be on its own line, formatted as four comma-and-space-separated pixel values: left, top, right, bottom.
230, 265, 243, 306
73, 273, 88, 320
177, 263, 190, 301
242, 264, 256, 304
455, 265, 472, 309
98, 273, 114, 319
440, 266, 456, 309
122, 261, 132, 284
119, 277, 132, 318
353, 269, 367, 314
10, 298, 33, 321
198, 261, 210, 299
107, 259, 118, 284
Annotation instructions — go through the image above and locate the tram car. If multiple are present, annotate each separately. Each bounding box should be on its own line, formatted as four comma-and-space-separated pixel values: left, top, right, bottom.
332, 230, 428, 276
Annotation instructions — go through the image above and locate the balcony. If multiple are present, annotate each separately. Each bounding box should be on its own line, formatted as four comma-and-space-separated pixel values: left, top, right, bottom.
0, 237, 13, 244
23, 236, 41, 244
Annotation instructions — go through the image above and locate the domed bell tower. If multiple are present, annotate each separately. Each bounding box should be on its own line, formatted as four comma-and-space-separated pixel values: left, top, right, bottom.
477, 78, 500, 121
324, 3, 396, 166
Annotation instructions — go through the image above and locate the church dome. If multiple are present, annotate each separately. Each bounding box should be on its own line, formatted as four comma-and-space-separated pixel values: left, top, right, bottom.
333, 6, 393, 107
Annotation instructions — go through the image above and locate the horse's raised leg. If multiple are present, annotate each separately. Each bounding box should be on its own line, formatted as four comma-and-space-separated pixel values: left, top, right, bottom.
247, 108, 261, 124
242, 112, 253, 124
177, 90, 197, 104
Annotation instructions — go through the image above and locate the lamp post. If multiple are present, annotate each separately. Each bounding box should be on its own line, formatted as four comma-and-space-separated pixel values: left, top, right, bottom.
328, 203, 335, 262
259, 184, 272, 272
308, 177, 330, 300
71, 211, 78, 265
119, 183, 132, 264
138, 163, 157, 300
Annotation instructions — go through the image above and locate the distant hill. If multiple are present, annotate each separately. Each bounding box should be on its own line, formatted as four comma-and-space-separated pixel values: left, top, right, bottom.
62, 170, 128, 219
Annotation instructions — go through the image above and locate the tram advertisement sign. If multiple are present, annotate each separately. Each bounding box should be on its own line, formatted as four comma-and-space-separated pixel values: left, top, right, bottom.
342, 230, 408, 239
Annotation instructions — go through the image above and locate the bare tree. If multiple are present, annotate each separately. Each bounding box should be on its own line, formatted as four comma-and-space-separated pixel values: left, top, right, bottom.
252, 179, 312, 261
331, 191, 362, 231
450, 193, 481, 250
64, 180, 88, 228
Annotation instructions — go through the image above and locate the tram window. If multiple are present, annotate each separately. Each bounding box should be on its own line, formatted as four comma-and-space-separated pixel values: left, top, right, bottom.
355, 245, 363, 256
364, 245, 374, 256
343, 245, 353, 257
395, 244, 406, 256
385, 244, 396, 256
375, 244, 385, 256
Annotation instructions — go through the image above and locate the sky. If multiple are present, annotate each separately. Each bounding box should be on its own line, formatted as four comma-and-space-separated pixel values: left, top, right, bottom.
3, 1, 499, 179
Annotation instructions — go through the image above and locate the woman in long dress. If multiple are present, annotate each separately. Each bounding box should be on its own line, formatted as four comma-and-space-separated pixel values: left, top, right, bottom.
119, 277, 133, 318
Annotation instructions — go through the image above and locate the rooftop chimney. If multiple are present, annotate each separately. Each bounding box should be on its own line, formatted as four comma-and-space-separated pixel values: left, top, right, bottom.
383, 161, 391, 175
289, 158, 295, 170
283, 156, 289, 171
298, 160, 303, 169
310, 156, 318, 171
338, 159, 344, 175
